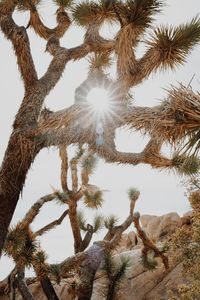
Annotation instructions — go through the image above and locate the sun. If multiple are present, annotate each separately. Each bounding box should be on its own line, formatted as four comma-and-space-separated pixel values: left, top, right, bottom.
87, 88, 112, 116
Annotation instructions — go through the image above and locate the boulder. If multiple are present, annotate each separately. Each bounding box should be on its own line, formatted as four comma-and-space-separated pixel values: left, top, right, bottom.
140, 213, 181, 241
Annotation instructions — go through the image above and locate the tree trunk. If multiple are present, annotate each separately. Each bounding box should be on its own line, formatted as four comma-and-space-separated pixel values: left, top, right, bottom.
0, 131, 40, 254
16, 271, 35, 300
40, 277, 59, 300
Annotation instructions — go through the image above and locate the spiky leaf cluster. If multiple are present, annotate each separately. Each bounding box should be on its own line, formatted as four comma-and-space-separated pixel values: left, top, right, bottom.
147, 17, 200, 69
4, 225, 37, 267
33, 250, 49, 279
117, 0, 163, 27
49, 264, 62, 284
93, 214, 104, 233
103, 253, 131, 298
180, 129, 200, 157
140, 253, 158, 271
83, 190, 104, 209
88, 52, 112, 71
72, 0, 116, 26
52, 0, 74, 8
54, 190, 70, 205
77, 210, 88, 231
104, 215, 118, 230
172, 154, 200, 176
81, 153, 98, 175
75, 144, 85, 159
127, 187, 140, 201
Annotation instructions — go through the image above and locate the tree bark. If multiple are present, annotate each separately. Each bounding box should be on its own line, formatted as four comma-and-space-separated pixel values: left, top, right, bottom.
40, 277, 59, 300
0, 132, 40, 253
16, 271, 35, 300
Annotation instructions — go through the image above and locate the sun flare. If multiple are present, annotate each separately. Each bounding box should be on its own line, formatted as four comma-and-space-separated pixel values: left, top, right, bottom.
87, 88, 112, 116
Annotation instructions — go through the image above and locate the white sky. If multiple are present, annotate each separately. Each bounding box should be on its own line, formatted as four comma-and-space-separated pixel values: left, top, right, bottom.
0, 0, 200, 279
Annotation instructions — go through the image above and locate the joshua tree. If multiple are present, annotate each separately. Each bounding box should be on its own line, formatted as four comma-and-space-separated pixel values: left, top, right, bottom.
0, 145, 169, 299
1, 0, 200, 262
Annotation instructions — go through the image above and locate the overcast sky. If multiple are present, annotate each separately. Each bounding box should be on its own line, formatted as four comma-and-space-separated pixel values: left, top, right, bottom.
0, 0, 200, 279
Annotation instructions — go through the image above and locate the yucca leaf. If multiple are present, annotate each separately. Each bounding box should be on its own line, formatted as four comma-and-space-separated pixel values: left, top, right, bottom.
104, 215, 118, 230
88, 52, 112, 71
34, 250, 47, 264
49, 264, 62, 283
83, 190, 104, 209
93, 214, 104, 233
52, 0, 74, 8
77, 210, 87, 231
117, 0, 163, 27
127, 187, 140, 201
102, 252, 116, 278
172, 154, 200, 176
140, 253, 158, 271
113, 256, 131, 284
72, 1, 99, 26
147, 17, 200, 69
81, 153, 98, 175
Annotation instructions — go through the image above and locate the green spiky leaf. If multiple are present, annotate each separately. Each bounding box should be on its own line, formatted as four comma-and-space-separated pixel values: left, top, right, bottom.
117, 0, 163, 27
81, 153, 98, 175
34, 250, 47, 264
93, 214, 104, 233
113, 256, 131, 284
77, 210, 87, 231
172, 154, 200, 176
72, 1, 99, 26
104, 215, 118, 230
4, 226, 37, 267
127, 187, 140, 201
52, 0, 74, 7
88, 52, 112, 71
49, 264, 62, 284
102, 252, 116, 278
147, 17, 200, 69
180, 130, 200, 157
75, 145, 85, 159
83, 190, 104, 209
140, 253, 158, 270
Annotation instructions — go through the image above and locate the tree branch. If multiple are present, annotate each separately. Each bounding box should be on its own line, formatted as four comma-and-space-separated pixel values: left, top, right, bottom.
133, 213, 169, 270
79, 224, 94, 252
59, 145, 69, 192
70, 158, 79, 193
21, 194, 55, 228
34, 209, 69, 237
68, 200, 83, 254
16, 271, 35, 300
0, 1, 38, 89
29, 7, 71, 40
